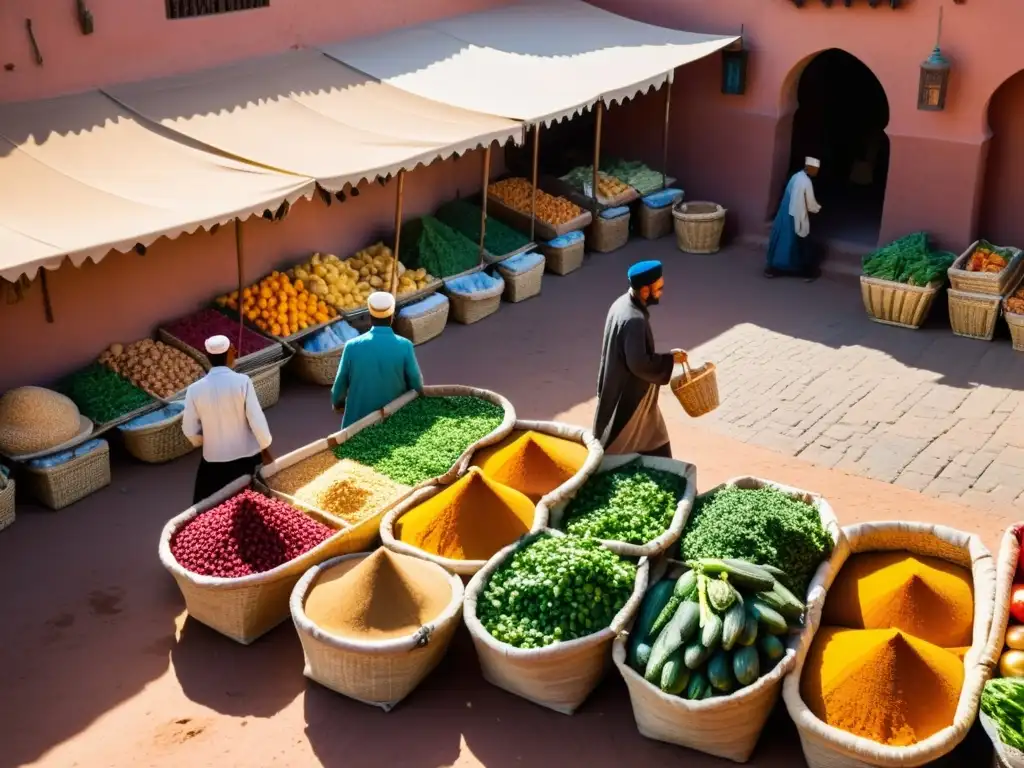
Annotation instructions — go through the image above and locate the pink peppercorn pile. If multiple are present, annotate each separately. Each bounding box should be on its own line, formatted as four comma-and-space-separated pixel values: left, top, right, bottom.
171, 489, 334, 578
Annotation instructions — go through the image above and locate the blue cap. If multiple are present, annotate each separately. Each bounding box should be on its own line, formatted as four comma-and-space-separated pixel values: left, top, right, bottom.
627, 260, 663, 289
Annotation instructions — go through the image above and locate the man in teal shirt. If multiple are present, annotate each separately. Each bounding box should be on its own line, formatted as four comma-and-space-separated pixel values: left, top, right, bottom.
331, 291, 424, 428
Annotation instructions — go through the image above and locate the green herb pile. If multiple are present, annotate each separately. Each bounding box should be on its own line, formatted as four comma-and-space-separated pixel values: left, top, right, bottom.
434, 200, 531, 258
982, 678, 1024, 751
559, 461, 686, 544
477, 534, 637, 649
57, 363, 154, 425
680, 485, 832, 596
400, 216, 481, 278
600, 159, 665, 196
862, 232, 956, 286
332, 396, 504, 486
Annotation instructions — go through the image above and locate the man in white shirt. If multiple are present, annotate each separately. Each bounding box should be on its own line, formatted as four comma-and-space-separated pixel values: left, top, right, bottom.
765, 156, 823, 281
182, 335, 274, 504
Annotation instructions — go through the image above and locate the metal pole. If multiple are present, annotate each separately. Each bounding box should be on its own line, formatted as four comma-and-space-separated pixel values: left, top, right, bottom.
390, 170, 406, 296
235, 218, 244, 353
592, 100, 604, 215
479, 144, 491, 263
661, 77, 673, 190
530, 124, 541, 242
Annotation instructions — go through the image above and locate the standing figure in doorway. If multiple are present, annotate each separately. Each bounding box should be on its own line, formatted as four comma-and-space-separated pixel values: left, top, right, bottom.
593, 260, 688, 459
765, 157, 823, 281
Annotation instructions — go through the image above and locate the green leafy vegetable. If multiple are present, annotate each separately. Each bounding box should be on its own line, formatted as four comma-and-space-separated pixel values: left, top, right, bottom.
600, 158, 665, 196
399, 216, 482, 278
57, 363, 154, 425
477, 533, 637, 649
982, 678, 1024, 752
862, 232, 956, 286
434, 199, 531, 258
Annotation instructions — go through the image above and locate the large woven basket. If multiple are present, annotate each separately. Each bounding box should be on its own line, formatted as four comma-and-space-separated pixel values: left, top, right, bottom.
536, 453, 695, 559
1002, 272, 1024, 352
670, 362, 719, 418
445, 278, 504, 325
23, 441, 111, 511
0, 476, 14, 532
782, 521, 999, 768
122, 409, 196, 464
290, 552, 464, 711
249, 361, 283, 409
949, 288, 1001, 341
158, 476, 377, 645
394, 298, 450, 346
541, 239, 585, 276
672, 201, 726, 254
638, 202, 673, 240
587, 211, 631, 253
290, 344, 343, 387
497, 256, 545, 303
464, 529, 650, 714
949, 241, 1023, 296
860, 276, 941, 329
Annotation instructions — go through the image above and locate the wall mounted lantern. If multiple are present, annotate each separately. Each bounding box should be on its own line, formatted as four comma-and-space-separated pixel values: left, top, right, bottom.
918, 9, 950, 111
721, 31, 748, 96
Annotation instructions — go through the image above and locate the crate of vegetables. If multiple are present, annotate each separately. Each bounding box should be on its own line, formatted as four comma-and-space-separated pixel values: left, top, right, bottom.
434, 199, 535, 265
55, 363, 159, 432
783, 521, 998, 768
158, 477, 370, 645
860, 233, 956, 329
159, 307, 283, 372
949, 240, 1024, 296
487, 177, 593, 241
464, 530, 649, 714
553, 167, 639, 209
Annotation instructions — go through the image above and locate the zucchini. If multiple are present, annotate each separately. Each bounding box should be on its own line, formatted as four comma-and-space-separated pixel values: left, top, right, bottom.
645, 601, 700, 682
760, 634, 786, 666
701, 611, 723, 648
749, 597, 789, 635
721, 600, 746, 651
685, 670, 710, 700
701, 686, 715, 699
693, 558, 776, 593
738, 613, 759, 646
634, 643, 652, 672
756, 580, 805, 622
629, 579, 676, 667
707, 577, 735, 612
733, 646, 760, 687
707, 649, 735, 693
648, 570, 698, 639
756, 563, 788, 580
683, 638, 714, 669
660, 650, 691, 695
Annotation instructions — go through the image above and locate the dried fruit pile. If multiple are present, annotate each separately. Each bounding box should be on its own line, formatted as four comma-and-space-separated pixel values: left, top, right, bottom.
488, 178, 584, 226
98, 339, 205, 400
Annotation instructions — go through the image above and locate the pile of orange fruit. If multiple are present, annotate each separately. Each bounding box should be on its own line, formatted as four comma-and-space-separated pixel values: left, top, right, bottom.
216, 271, 336, 339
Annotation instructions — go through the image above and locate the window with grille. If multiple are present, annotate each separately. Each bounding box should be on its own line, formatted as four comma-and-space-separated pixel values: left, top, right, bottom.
166, 0, 270, 20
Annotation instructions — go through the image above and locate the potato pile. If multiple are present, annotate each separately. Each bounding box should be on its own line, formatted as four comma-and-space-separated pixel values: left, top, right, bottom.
291, 244, 434, 313
98, 340, 205, 400
217, 271, 337, 338
488, 178, 584, 226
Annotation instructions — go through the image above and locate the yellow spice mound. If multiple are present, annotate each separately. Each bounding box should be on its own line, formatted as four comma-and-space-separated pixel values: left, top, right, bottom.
801, 628, 964, 747
471, 430, 589, 502
822, 552, 974, 648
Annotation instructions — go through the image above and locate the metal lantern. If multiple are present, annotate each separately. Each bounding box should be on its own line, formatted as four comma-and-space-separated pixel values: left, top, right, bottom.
918, 46, 950, 111
721, 39, 748, 96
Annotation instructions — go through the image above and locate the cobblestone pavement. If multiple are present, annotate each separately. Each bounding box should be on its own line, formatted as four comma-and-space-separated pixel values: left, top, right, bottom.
691, 322, 1024, 511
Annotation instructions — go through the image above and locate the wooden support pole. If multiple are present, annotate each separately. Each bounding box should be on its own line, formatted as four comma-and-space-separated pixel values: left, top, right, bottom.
662, 77, 673, 190
592, 100, 604, 215
39, 270, 54, 323
479, 144, 492, 264
529, 124, 541, 243
390, 170, 406, 297
235, 218, 244, 353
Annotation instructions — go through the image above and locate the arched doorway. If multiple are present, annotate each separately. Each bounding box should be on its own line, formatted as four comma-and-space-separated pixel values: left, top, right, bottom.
786, 49, 890, 244
981, 71, 1024, 246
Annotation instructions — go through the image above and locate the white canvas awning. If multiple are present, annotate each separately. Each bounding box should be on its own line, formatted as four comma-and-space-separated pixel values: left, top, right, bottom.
322, 0, 737, 126
0, 91, 314, 283
104, 49, 524, 192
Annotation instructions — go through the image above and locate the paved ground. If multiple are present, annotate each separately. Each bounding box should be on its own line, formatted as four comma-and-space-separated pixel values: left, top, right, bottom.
1, 237, 1014, 767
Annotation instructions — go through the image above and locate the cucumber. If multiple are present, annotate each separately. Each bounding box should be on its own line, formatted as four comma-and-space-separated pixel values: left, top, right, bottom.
645, 601, 700, 683
707, 578, 735, 612
634, 643, 653, 672
685, 670, 710, 700
738, 613, 759, 646
660, 650, 691, 695
760, 634, 786, 665
629, 579, 676, 668
701, 686, 715, 699
733, 646, 760, 687
756, 580, 806, 622
756, 563, 788, 580
707, 649, 735, 693
683, 638, 714, 670
749, 597, 789, 635
648, 570, 698, 639
721, 600, 746, 651
693, 558, 776, 593
701, 611, 723, 648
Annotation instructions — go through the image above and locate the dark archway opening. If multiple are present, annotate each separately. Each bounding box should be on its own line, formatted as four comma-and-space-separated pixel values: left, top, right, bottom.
787, 49, 890, 245
981, 71, 1024, 246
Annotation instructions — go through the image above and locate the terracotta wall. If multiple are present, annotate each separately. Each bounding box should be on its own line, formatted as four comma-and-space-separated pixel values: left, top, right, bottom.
981, 71, 1024, 248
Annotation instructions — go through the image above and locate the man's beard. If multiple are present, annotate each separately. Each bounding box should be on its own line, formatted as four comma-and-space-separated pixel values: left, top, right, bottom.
646, 295, 660, 307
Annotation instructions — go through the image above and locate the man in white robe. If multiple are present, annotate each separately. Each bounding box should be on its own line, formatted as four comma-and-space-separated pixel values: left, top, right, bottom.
765, 157, 823, 281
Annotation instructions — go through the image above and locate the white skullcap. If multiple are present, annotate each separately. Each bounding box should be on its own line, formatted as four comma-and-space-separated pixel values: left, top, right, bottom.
805, 157, 821, 168
368, 291, 396, 319
205, 335, 230, 355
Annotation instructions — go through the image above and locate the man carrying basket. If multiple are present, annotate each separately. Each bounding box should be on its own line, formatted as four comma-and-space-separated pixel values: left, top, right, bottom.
594, 260, 687, 458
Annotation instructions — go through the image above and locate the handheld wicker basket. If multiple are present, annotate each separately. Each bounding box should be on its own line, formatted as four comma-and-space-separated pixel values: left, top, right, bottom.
672, 201, 726, 254
670, 362, 719, 418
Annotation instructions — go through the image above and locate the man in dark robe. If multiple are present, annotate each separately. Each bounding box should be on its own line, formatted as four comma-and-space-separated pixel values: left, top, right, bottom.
593, 260, 687, 458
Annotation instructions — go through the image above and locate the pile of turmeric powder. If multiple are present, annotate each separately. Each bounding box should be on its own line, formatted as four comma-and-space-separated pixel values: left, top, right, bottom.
471, 429, 589, 502
394, 467, 535, 560
801, 552, 974, 746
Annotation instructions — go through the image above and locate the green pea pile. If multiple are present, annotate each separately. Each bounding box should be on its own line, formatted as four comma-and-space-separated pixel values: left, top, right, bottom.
434, 199, 531, 258
57, 363, 154, 425
559, 461, 687, 545
478, 534, 637, 649
332, 396, 504, 486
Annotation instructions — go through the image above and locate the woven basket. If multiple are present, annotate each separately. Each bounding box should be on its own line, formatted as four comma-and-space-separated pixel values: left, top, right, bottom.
782, 521, 999, 768
638, 202, 673, 240
670, 362, 719, 418
463, 529, 650, 714
290, 552, 465, 711
949, 242, 1023, 296
23, 441, 111, 511
541, 239, 585, 276
394, 298, 450, 346
497, 256, 545, 303
672, 201, 726, 254
158, 476, 376, 645
0, 477, 14, 532
291, 344, 343, 387
122, 410, 195, 464
860, 276, 941, 330
536, 453, 695, 559
249, 363, 282, 409
949, 289, 1001, 341
983, 711, 1024, 768
445, 279, 504, 325
587, 211, 631, 253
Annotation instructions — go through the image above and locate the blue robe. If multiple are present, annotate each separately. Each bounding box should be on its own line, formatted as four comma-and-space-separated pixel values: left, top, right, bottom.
331, 326, 424, 429
766, 174, 809, 274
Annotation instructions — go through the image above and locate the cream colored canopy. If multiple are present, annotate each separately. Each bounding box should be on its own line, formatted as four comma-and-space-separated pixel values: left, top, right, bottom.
104, 49, 524, 191
322, 0, 738, 125
0, 91, 314, 283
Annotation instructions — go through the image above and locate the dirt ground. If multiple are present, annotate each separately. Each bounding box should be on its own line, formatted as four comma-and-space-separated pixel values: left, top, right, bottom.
0, 245, 1009, 767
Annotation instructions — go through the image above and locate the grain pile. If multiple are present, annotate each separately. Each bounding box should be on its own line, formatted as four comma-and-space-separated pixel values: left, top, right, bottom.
471, 430, 589, 502
266, 451, 410, 525
0, 387, 83, 456
303, 549, 452, 640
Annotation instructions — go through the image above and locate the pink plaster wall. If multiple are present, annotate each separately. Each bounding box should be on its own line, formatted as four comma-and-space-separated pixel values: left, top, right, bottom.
981, 71, 1024, 248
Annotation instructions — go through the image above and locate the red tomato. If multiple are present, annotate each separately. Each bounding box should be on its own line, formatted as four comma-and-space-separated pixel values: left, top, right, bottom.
1012, 584, 1024, 624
